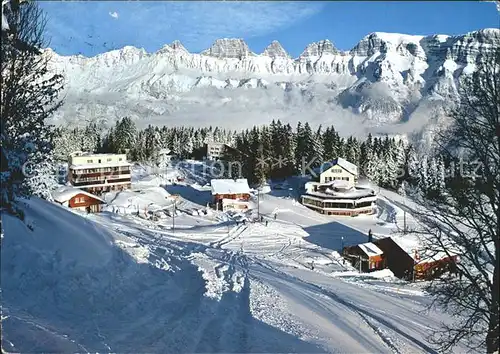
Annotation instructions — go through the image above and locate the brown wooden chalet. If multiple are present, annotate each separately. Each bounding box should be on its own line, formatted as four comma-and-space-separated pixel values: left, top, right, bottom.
210, 179, 251, 210
342, 242, 386, 272
52, 186, 106, 213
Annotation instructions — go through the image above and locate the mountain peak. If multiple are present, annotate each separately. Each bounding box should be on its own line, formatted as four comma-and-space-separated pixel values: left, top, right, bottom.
201, 38, 255, 58
349, 32, 424, 56
262, 40, 290, 59
170, 40, 188, 52
300, 39, 338, 58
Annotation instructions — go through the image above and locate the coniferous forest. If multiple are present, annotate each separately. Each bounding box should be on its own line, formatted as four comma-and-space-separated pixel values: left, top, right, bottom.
54, 117, 448, 194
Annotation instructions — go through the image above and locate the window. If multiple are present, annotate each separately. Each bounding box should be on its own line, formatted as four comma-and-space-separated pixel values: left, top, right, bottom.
87, 159, 93, 163
107, 158, 112, 162
119, 158, 123, 161
342, 177, 349, 181
98, 159, 102, 163
74, 197, 85, 204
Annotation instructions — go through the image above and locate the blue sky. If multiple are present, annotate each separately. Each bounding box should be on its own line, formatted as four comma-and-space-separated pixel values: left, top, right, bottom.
40, 1, 499, 58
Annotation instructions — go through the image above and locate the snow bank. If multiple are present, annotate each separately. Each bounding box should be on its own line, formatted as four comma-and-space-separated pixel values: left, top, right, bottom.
331, 268, 396, 279
3, 197, 114, 268
104, 186, 172, 213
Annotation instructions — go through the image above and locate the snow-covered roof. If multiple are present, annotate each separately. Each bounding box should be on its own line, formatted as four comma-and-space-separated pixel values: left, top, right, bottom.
324, 180, 351, 189
70, 161, 132, 170
52, 186, 105, 204
302, 194, 377, 205
328, 157, 358, 175
358, 242, 384, 257
384, 235, 459, 263
211, 179, 250, 195
304, 186, 376, 200
70, 152, 122, 157
314, 157, 358, 176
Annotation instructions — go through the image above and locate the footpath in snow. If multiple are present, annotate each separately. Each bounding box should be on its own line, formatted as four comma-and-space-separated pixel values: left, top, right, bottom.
1, 162, 463, 353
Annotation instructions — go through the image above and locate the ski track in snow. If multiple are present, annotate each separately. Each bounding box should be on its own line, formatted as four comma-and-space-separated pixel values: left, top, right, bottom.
2, 164, 467, 353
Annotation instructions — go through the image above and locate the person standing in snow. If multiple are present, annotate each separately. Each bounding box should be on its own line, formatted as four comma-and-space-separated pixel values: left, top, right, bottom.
274, 213, 277, 220
265, 220, 268, 227
368, 229, 373, 242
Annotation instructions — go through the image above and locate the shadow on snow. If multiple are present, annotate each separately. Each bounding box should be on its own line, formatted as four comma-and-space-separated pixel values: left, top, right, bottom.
2, 209, 325, 353
303, 221, 369, 252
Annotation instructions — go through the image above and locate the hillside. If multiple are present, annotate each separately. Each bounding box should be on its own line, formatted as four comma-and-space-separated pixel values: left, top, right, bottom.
47, 29, 500, 136
1, 164, 468, 352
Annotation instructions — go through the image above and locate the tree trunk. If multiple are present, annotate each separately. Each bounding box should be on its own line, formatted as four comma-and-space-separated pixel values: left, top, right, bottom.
486, 249, 499, 353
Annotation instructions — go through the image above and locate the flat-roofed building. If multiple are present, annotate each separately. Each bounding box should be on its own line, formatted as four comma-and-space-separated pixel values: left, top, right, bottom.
68, 152, 132, 194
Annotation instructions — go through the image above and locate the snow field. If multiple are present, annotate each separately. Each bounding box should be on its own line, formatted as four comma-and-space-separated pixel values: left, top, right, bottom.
2, 162, 469, 353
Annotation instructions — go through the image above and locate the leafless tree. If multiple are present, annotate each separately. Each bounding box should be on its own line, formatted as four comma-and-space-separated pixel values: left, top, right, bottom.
412, 48, 499, 353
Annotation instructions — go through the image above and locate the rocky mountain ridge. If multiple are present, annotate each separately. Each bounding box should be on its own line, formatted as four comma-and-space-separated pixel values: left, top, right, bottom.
47, 28, 499, 134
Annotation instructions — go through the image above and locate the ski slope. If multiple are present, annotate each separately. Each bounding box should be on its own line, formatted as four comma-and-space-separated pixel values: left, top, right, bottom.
1, 163, 465, 353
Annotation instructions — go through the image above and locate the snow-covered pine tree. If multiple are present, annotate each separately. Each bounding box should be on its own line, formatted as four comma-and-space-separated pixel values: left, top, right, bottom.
82, 122, 101, 153
313, 125, 324, 163
53, 127, 78, 162
322, 127, 335, 162
143, 125, 162, 164
1, 1, 63, 212
294, 122, 304, 172
406, 144, 420, 185
380, 148, 398, 189
417, 155, 429, 192
113, 117, 137, 155
259, 125, 272, 179
363, 150, 380, 185
23, 153, 58, 201
302, 122, 317, 169
422, 156, 446, 199
283, 123, 296, 177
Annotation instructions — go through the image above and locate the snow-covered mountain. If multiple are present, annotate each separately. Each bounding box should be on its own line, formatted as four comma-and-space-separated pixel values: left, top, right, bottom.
47, 28, 499, 135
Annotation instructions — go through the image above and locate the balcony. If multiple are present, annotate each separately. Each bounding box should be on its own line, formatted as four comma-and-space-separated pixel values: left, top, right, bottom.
72, 177, 131, 187
71, 167, 131, 175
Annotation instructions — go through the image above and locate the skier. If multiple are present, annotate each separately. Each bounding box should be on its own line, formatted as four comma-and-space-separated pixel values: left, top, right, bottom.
368, 229, 373, 242
243, 219, 246, 225
260, 215, 264, 222
265, 220, 268, 227
274, 213, 277, 220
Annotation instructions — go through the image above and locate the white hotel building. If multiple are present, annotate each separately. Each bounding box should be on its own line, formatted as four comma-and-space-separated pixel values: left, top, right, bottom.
68, 153, 132, 194
301, 158, 377, 216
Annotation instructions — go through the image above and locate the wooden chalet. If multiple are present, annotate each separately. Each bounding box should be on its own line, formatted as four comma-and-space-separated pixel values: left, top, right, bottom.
210, 179, 251, 211
414, 252, 459, 280
52, 186, 106, 213
374, 237, 459, 281
342, 242, 385, 272
373, 237, 415, 280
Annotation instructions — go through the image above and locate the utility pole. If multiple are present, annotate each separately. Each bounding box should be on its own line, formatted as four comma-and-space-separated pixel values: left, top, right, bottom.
403, 210, 407, 234
172, 198, 176, 234
257, 187, 260, 219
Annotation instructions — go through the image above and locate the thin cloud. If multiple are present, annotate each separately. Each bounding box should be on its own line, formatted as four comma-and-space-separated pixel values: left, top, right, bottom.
40, 2, 324, 56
